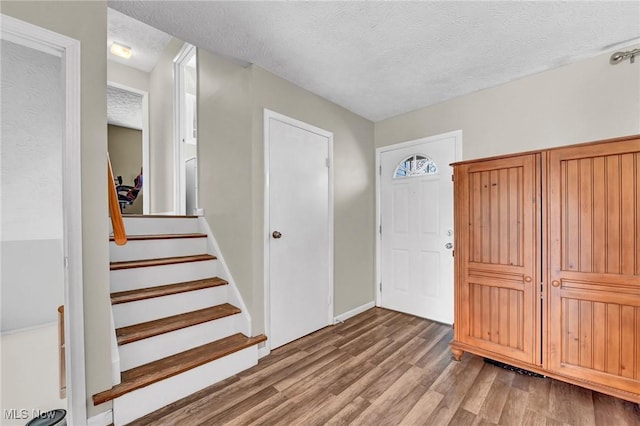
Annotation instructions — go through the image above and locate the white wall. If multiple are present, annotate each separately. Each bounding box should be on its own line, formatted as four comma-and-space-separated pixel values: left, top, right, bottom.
375, 46, 640, 159
1, 325, 63, 425
1, 39, 62, 241
0, 39, 64, 331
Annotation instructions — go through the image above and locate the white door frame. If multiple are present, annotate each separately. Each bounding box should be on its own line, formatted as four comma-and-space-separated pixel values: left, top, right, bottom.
173, 43, 196, 215
106, 81, 150, 214
375, 130, 462, 308
263, 109, 334, 355
1, 14, 87, 424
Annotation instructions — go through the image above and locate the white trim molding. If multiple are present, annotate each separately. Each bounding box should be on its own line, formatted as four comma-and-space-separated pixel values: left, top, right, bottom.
375, 130, 463, 309
334, 301, 376, 324
0, 13, 87, 425
263, 108, 335, 355
87, 410, 113, 426
173, 43, 197, 216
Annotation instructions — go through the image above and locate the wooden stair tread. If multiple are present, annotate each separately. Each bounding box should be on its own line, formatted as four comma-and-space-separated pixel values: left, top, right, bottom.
110, 233, 206, 242
110, 254, 216, 270
116, 304, 240, 345
111, 278, 228, 305
92, 333, 267, 405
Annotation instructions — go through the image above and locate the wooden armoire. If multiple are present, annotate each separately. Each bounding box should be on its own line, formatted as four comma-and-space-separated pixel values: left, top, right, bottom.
450, 135, 640, 404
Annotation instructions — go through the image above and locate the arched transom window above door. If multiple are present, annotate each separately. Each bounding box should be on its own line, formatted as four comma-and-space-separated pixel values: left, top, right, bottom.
393, 154, 438, 178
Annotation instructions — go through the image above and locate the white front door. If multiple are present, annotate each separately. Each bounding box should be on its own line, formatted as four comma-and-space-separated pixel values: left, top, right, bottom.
266, 110, 333, 350
378, 132, 460, 324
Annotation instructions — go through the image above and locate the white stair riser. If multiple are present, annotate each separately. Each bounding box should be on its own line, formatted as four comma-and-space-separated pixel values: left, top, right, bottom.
122, 217, 200, 235
112, 346, 257, 426
113, 286, 229, 328
110, 238, 208, 262
119, 315, 240, 370
110, 261, 219, 293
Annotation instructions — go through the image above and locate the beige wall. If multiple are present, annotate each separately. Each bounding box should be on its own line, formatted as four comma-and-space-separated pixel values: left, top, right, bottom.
251, 66, 376, 329
0, 0, 112, 419
149, 38, 183, 213
197, 47, 375, 335
108, 125, 143, 214
197, 48, 255, 316
375, 46, 640, 159
107, 60, 149, 93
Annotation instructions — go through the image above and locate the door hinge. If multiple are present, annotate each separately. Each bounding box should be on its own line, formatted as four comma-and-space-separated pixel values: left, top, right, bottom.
379, 224, 382, 234
379, 282, 382, 293
452, 250, 454, 257
540, 283, 544, 299
451, 174, 454, 182
326, 157, 330, 168
63, 256, 69, 268
379, 165, 382, 175
328, 294, 332, 306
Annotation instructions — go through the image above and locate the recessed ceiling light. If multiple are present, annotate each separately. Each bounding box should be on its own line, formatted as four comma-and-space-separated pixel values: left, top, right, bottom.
110, 42, 132, 59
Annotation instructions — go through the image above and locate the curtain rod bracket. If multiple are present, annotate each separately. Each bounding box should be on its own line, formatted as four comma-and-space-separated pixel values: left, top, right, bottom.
610, 48, 640, 65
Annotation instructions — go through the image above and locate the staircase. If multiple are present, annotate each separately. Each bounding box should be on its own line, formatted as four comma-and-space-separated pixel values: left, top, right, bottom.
93, 215, 266, 425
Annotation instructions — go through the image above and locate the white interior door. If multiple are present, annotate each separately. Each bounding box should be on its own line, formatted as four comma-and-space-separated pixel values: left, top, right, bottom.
266, 110, 333, 350
378, 133, 459, 324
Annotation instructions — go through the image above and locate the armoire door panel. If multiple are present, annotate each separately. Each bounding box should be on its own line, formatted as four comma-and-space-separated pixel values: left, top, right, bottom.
548, 138, 640, 392
551, 290, 640, 394
454, 154, 539, 364
469, 165, 525, 266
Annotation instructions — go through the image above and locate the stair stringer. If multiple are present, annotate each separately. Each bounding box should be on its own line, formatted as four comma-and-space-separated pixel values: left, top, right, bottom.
112, 346, 257, 425
110, 309, 121, 386
198, 217, 251, 337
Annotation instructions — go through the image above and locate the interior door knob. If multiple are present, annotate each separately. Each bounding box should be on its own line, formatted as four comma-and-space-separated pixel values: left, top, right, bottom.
445, 242, 453, 249
272, 231, 282, 239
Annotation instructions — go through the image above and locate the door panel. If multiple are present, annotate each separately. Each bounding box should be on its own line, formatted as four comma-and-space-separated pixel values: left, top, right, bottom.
548, 139, 640, 392
380, 136, 456, 323
455, 154, 539, 364
268, 115, 331, 349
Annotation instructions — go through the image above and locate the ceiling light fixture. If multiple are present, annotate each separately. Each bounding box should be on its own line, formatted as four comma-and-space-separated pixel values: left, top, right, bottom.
110, 42, 132, 59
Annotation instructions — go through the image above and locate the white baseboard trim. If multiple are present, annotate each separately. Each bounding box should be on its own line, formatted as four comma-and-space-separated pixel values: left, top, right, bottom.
334, 301, 375, 324
87, 409, 112, 426
258, 345, 270, 359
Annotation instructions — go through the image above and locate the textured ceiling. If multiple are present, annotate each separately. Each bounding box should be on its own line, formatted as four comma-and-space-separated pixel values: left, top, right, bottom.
107, 7, 172, 72
107, 85, 143, 130
109, 1, 640, 122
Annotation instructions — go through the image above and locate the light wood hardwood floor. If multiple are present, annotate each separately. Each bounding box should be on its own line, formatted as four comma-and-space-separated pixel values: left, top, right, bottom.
131, 308, 640, 425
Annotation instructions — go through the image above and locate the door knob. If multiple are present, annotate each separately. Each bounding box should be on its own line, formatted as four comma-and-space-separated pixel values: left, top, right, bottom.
445, 242, 453, 249
272, 231, 282, 239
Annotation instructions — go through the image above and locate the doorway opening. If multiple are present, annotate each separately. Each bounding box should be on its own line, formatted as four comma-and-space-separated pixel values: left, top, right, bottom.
107, 82, 149, 214
174, 43, 198, 215
1, 14, 85, 425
